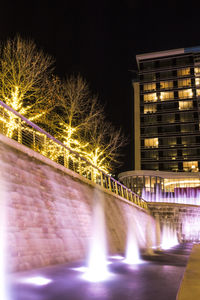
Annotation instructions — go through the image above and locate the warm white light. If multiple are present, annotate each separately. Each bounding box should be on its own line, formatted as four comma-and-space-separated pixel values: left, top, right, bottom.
82, 266, 111, 282
165, 179, 200, 187
21, 276, 52, 286
110, 255, 124, 260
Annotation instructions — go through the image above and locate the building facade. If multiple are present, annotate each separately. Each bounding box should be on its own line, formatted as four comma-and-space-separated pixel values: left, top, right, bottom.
134, 47, 200, 172
119, 47, 200, 200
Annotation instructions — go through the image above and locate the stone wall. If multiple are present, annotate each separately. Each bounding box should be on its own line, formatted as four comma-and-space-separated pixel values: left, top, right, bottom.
0, 135, 153, 273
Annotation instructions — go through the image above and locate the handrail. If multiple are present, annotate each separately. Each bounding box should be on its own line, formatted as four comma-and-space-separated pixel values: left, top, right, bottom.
0, 100, 148, 210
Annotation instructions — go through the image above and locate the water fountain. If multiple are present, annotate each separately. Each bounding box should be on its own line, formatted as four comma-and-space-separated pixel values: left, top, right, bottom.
142, 185, 200, 206
155, 214, 161, 250
0, 172, 9, 300
145, 216, 155, 255
161, 222, 178, 249
124, 216, 142, 264
83, 189, 110, 282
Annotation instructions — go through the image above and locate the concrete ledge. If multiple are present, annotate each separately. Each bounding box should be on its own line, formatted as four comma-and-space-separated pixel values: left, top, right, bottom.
177, 244, 200, 300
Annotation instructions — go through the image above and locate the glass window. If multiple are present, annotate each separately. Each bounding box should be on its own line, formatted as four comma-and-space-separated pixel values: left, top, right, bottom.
179, 101, 193, 110
143, 83, 156, 91
163, 149, 177, 160
142, 163, 159, 171
195, 78, 200, 86
159, 59, 172, 68
178, 78, 191, 87
143, 73, 156, 81
143, 150, 158, 159
177, 68, 190, 77
144, 93, 157, 102
183, 161, 199, 172
181, 124, 195, 133
144, 138, 158, 148
162, 137, 176, 146
178, 89, 193, 99
160, 91, 174, 101
144, 126, 158, 135
143, 61, 155, 70
143, 115, 157, 124
160, 81, 173, 89
160, 70, 173, 79
182, 149, 197, 156
164, 113, 175, 123
176, 57, 191, 66
163, 162, 178, 172
162, 125, 176, 133
180, 112, 194, 122
182, 136, 196, 146
196, 89, 200, 96
144, 104, 157, 114
195, 67, 200, 74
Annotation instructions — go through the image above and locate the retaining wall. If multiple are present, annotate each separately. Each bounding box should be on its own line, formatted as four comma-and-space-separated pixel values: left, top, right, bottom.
0, 135, 153, 273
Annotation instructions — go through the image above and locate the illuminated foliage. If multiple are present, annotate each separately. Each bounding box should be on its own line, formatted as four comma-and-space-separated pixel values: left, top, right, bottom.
82, 117, 127, 175
41, 75, 126, 174
0, 36, 127, 175
52, 75, 103, 160
0, 36, 55, 137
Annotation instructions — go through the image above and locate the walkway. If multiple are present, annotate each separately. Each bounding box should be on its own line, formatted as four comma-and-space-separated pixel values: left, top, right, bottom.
9, 244, 192, 300
177, 243, 200, 300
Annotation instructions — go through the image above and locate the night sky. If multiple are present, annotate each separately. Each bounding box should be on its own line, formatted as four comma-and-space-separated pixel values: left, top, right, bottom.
1, 0, 200, 174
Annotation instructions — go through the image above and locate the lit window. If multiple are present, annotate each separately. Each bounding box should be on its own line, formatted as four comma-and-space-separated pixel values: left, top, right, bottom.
144, 104, 157, 114
160, 91, 174, 101
177, 68, 190, 77
143, 83, 156, 91
178, 79, 191, 87
144, 138, 158, 148
143, 93, 157, 102
183, 161, 199, 172
195, 78, 200, 86
195, 67, 200, 75
196, 89, 200, 96
160, 81, 173, 89
179, 101, 193, 110
178, 89, 193, 99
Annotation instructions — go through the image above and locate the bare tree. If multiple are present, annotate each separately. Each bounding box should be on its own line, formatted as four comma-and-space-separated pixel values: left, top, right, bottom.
0, 36, 55, 137
53, 75, 103, 155
48, 74, 127, 172
82, 117, 127, 174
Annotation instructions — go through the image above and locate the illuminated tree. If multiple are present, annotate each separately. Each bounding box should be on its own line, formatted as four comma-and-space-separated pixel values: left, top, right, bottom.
0, 36, 55, 138
82, 117, 127, 175
53, 75, 103, 166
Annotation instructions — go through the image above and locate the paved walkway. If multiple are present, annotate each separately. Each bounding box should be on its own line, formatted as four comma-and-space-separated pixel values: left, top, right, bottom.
9, 244, 192, 300
177, 244, 200, 300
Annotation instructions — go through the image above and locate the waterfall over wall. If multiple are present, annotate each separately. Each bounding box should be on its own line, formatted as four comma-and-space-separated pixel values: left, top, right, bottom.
0, 135, 151, 273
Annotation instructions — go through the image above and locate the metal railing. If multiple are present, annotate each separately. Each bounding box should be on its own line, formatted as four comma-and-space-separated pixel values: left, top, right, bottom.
0, 100, 148, 210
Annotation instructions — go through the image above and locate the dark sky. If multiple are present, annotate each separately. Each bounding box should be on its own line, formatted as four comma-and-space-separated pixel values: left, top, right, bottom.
0, 0, 200, 174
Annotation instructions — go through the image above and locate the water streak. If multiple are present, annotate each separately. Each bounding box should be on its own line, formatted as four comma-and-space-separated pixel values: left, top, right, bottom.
125, 217, 142, 264
84, 189, 109, 281
0, 172, 9, 300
